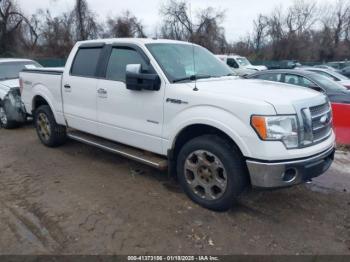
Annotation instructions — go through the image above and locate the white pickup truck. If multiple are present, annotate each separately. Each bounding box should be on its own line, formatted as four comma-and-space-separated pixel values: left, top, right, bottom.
20, 38, 335, 211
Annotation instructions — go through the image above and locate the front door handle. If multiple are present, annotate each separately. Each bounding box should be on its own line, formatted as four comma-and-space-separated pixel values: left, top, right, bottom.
97, 88, 107, 95
64, 84, 71, 89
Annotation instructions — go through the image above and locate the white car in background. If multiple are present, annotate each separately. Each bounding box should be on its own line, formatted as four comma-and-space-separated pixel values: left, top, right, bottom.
216, 55, 267, 74
0, 58, 42, 128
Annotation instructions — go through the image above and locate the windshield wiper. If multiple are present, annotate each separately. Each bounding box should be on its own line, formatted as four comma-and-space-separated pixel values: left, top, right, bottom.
173, 74, 212, 83
207, 73, 237, 79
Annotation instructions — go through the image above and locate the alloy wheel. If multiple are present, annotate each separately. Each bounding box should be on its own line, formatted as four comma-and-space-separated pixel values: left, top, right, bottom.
184, 150, 228, 201
37, 112, 51, 142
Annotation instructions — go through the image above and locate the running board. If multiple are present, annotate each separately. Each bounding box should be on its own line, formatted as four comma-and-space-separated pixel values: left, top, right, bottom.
67, 130, 168, 170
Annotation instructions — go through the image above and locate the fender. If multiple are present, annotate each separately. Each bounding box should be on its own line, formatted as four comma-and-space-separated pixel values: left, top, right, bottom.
164, 105, 257, 157
31, 83, 65, 125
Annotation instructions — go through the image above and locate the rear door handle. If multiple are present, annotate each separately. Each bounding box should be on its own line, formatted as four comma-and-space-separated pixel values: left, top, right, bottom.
97, 88, 107, 95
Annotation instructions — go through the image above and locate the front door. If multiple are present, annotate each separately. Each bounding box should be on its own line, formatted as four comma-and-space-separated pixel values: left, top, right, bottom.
96, 46, 165, 154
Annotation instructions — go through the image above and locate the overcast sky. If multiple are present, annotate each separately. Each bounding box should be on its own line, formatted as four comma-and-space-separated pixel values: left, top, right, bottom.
17, 0, 332, 41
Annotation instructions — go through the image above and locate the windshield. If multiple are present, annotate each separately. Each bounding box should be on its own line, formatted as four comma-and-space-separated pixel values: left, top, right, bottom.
0, 61, 41, 81
235, 57, 251, 66
146, 43, 233, 83
313, 74, 347, 92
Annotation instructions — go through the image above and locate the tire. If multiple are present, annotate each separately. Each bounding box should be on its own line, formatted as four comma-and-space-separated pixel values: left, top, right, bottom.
34, 105, 67, 147
176, 135, 248, 211
0, 101, 20, 129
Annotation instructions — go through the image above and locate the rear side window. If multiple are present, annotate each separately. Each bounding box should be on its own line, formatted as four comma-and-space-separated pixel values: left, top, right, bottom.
71, 48, 102, 77
256, 73, 282, 82
284, 74, 313, 87
106, 48, 149, 82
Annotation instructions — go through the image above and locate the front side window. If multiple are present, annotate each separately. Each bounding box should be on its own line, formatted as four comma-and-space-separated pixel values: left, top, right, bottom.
236, 57, 251, 66
227, 58, 239, 68
0, 61, 41, 80
146, 43, 232, 83
106, 48, 149, 82
71, 48, 102, 77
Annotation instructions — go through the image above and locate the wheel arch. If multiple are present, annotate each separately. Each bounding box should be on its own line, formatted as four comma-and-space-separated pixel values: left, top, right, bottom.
169, 123, 249, 164
31, 93, 65, 124
32, 95, 50, 112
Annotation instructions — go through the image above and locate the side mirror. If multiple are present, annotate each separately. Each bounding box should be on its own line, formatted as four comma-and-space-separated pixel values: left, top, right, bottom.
126, 64, 161, 91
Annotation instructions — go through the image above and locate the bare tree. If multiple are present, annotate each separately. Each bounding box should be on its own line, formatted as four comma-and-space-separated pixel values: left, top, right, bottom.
160, 0, 193, 41
252, 14, 268, 51
39, 10, 75, 58
0, 0, 25, 55
285, 0, 317, 35
73, 0, 100, 41
319, 0, 350, 59
247, 1, 320, 61
160, 0, 227, 53
106, 11, 146, 38
18, 13, 40, 53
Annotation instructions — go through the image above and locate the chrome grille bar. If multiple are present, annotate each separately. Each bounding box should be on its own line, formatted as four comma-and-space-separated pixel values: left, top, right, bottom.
309, 103, 332, 145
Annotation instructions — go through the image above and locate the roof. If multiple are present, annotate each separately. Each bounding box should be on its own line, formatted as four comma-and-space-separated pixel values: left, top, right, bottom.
298, 67, 331, 72
76, 38, 196, 46
0, 58, 35, 64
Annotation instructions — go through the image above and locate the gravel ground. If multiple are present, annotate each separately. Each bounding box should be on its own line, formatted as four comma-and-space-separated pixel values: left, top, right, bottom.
0, 125, 349, 255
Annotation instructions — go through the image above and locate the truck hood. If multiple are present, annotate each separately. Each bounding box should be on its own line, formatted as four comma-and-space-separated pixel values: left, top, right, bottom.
192, 78, 323, 114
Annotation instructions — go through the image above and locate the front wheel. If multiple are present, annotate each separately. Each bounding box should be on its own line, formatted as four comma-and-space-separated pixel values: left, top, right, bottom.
34, 105, 67, 147
177, 135, 248, 211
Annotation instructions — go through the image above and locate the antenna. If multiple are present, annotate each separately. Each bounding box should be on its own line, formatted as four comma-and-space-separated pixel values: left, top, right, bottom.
189, 1, 199, 91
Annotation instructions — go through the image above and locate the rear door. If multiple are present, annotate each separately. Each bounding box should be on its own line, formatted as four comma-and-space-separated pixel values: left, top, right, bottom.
96, 45, 165, 154
62, 44, 103, 135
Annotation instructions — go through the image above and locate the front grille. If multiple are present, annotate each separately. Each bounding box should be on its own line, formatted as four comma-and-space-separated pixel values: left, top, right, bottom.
310, 103, 329, 116
309, 103, 332, 144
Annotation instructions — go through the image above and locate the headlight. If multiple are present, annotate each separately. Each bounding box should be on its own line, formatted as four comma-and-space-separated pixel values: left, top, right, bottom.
251, 115, 299, 149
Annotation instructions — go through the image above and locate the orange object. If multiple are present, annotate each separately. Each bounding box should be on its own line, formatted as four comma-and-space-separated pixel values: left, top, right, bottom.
251, 116, 267, 139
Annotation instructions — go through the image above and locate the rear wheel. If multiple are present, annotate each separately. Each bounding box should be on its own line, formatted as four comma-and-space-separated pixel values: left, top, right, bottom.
177, 135, 248, 211
34, 105, 67, 147
0, 101, 20, 129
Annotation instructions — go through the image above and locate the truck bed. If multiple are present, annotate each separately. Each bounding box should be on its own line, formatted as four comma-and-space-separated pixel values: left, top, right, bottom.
20, 68, 64, 123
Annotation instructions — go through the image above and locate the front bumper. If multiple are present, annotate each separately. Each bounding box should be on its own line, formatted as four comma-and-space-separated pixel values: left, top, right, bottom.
246, 146, 335, 188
